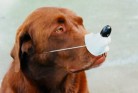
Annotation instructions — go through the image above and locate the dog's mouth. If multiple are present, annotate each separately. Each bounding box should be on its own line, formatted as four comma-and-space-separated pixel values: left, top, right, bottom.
69, 53, 107, 73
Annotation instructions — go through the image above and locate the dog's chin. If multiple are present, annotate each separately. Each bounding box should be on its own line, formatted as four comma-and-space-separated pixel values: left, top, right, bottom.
70, 53, 107, 73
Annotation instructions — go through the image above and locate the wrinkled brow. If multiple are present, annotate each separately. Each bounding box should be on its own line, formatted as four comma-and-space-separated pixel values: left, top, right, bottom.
74, 16, 83, 25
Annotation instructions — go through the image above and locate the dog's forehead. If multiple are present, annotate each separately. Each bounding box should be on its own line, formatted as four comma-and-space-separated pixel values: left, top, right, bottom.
27, 7, 81, 31
19, 7, 83, 45
23, 7, 79, 30
31, 7, 79, 21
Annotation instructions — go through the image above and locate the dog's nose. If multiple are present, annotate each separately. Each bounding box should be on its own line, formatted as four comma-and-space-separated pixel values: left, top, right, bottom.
100, 25, 112, 37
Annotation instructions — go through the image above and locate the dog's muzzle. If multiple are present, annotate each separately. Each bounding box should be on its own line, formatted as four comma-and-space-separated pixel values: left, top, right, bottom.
43, 25, 112, 56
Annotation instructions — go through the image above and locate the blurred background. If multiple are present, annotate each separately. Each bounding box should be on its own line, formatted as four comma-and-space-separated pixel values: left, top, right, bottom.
0, 0, 138, 93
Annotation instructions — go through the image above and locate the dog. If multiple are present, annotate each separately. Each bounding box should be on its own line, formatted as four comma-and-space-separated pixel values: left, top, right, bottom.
0, 7, 106, 93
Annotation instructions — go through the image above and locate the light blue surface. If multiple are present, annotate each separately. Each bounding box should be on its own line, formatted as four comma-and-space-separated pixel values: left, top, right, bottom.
0, 0, 138, 93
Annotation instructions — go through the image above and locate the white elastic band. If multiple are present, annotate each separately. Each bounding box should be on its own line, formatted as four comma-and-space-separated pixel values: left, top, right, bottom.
43, 45, 86, 54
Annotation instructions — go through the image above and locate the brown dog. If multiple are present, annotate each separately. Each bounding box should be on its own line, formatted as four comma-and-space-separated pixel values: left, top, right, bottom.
0, 7, 106, 93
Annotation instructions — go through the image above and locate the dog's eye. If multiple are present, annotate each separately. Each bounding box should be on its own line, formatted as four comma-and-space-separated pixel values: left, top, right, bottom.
56, 26, 65, 33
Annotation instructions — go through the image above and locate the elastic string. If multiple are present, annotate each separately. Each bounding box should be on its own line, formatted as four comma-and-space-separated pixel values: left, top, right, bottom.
43, 45, 86, 54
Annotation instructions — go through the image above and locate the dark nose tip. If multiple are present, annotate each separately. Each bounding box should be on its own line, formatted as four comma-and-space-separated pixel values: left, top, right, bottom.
100, 25, 112, 37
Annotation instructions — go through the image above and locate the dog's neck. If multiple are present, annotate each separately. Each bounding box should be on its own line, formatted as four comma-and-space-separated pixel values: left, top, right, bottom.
35, 72, 78, 93
22, 61, 80, 93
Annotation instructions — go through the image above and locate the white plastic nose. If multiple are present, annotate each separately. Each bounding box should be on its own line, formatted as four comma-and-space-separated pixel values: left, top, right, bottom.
85, 32, 111, 56
105, 46, 109, 52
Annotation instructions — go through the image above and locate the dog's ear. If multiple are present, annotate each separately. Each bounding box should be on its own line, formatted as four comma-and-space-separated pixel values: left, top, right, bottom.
11, 26, 34, 72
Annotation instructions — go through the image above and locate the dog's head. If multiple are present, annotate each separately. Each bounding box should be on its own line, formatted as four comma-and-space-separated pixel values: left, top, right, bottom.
11, 7, 106, 76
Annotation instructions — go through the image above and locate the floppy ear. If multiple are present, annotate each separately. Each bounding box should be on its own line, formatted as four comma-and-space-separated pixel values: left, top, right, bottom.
11, 27, 34, 72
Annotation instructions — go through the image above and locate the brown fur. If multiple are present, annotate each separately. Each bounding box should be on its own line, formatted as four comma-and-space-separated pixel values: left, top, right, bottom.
0, 7, 106, 93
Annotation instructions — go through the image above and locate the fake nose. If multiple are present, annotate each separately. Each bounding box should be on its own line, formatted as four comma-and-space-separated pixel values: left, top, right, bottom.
100, 25, 111, 37
84, 25, 112, 56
